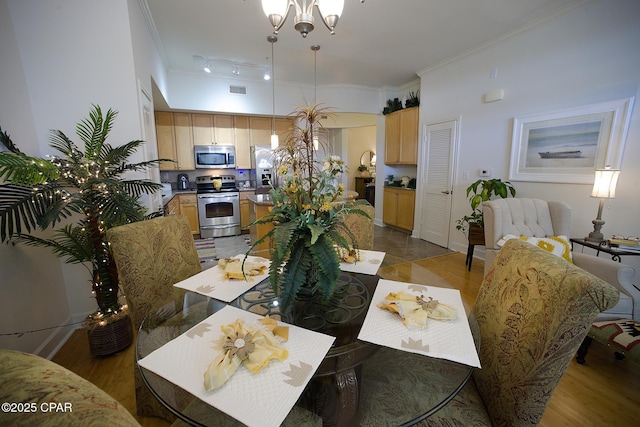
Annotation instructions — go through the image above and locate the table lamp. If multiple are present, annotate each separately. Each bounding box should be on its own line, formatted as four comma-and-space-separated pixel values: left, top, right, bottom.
585, 166, 620, 243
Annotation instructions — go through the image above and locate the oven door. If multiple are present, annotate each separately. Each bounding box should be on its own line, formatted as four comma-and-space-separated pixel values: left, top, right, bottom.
197, 192, 241, 238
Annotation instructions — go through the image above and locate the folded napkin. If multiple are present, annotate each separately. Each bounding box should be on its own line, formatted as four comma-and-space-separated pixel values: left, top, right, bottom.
358, 280, 481, 368
204, 316, 289, 391
378, 290, 457, 329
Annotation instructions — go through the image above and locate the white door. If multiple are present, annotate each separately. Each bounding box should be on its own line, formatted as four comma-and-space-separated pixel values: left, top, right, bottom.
419, 119, 458, 246
137, 80, 162, 213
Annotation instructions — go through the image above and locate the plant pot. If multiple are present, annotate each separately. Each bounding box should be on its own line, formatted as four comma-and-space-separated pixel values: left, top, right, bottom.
86, 311, 133, 357
468, 224, 485, 246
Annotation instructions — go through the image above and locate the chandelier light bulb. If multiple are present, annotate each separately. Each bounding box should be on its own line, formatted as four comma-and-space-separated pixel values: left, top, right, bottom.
262, 0, 346, 38
203, 62, 211, 73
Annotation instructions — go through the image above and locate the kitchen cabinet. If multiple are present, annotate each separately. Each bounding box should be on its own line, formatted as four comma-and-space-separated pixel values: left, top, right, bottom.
156, 112, 176, 171
384, 107, 418, 165
191, 113, 214, 146
165, 195, 180, 216
214, 114, 235, 146
178, 194, 199, 235
249, 116, 271, 147
239, 190, 255, 234
164, 194, 199, 235
155, 113, 293, 170
174, 113, 194, 170
383, 187, 415, 231
248, 196, 274, 255
234, 116, 251, 169
156, 112, 194, 171
276, 117, 294, 143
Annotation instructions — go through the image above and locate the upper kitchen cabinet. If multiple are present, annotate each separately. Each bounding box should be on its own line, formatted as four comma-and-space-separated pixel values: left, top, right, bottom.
174, 113, 195, 170
156, 112, 176, 170
191, 113, 214, 145
156, 112, 194, 171
235, 116, 251, 169
384, 107, 418, 165
276, 117, 294, 143
214, 115, 235, 146
249, 116, 271, 147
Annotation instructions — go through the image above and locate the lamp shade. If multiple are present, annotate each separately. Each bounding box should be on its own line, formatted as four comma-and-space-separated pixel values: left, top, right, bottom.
317, 0, 344, 18
591, 168, 620, 198
262, 0, 289, 17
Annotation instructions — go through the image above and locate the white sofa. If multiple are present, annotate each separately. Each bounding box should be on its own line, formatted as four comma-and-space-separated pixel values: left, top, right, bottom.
483, 198, 638, 321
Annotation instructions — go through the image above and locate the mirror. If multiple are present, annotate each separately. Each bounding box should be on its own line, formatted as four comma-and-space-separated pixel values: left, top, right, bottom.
360, 150, 376, 166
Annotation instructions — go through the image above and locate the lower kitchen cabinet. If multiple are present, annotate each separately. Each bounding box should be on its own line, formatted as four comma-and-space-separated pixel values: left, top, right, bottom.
383, 187, 415, 231
165, 194, 199, 235
239, 190, 255, 234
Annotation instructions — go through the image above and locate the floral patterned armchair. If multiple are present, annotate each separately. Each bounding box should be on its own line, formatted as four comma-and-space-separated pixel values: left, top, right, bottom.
423, 239, 619, 425
107, 215, 202, 422
0, 349, 140, 426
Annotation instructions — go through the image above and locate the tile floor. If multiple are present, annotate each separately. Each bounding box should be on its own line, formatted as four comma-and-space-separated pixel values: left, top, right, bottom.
373, 225, 451, 267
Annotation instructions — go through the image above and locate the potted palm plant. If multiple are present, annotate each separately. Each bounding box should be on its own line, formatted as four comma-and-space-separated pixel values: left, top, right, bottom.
0, 105, 165, 356
247, 104, 371, 310
455, 178, 516, 244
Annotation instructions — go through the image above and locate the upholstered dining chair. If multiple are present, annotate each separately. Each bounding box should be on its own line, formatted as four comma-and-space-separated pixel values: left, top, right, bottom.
107, 215, 202, 422
410, 239, 618, 426
483, 198, 638, 322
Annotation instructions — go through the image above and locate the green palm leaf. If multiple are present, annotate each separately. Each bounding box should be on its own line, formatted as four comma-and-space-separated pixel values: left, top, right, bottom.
279, 239, 312, 309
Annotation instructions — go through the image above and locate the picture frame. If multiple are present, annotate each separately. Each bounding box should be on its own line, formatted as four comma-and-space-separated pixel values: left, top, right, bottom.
509, 97, 634, 183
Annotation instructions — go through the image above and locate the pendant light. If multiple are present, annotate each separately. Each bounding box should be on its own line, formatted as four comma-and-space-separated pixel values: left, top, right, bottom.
311, 45, 320, 151
268, 35, 279, 149
262, 0, 346, 38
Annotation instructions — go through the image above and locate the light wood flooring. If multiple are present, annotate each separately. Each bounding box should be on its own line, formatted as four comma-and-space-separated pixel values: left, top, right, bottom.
52, 228, 640, 426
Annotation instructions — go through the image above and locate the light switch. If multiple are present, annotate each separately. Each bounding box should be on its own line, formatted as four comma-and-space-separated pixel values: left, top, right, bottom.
463, 170, 470, 181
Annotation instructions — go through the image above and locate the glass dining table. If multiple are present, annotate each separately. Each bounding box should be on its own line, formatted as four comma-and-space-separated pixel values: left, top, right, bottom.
136, 267, 480, 427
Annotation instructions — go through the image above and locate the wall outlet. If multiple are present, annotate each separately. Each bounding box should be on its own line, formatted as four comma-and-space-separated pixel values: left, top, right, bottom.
479, 168, 493, 178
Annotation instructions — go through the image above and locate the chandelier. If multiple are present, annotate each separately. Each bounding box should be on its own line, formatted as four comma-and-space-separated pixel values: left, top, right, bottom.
261, 0, 349, 38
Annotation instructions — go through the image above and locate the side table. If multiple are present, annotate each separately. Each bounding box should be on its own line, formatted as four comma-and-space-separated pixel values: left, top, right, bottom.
465, 225, 485, 271
570, 238, 640, 262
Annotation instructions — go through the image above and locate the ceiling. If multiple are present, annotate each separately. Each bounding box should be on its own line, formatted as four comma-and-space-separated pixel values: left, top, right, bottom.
145, 0, 586, 90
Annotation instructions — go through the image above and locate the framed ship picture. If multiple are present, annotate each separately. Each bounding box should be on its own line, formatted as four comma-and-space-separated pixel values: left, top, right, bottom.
509, 98, 634, 183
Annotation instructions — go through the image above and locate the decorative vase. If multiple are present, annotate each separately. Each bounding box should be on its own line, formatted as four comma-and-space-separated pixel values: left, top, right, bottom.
85, 310, 133, 357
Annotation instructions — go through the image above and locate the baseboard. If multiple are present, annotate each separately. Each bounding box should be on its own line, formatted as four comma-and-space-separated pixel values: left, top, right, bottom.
34, 315, 82, 360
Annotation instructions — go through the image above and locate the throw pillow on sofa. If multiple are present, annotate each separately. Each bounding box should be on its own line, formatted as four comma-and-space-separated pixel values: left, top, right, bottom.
497, 234, 573, 263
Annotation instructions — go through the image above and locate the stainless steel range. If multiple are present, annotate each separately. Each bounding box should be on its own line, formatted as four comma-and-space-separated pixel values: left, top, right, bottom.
196, 175, 240, 238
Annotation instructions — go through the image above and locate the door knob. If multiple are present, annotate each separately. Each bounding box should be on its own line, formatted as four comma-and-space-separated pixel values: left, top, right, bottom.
441, 190, 451, 194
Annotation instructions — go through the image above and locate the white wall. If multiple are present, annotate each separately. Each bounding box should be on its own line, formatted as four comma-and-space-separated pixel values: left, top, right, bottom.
0, 0, 71, 356
1, 0, 154, 355
417, 0, 640, 275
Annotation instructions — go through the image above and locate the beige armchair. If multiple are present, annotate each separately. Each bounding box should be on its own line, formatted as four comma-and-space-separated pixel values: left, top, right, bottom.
483, 198, 638, 321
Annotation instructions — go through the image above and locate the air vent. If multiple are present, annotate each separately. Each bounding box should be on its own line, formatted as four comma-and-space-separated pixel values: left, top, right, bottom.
229, 85, 247, 95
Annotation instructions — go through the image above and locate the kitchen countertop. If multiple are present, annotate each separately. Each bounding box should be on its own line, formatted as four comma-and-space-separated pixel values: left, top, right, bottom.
247, 190, 359, 206
384, 185, 416, 191
246, 193, 273, 205
162, 189, 196, 206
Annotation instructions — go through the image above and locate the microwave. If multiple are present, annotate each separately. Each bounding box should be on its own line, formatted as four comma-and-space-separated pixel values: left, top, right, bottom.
194, 145, 236, 169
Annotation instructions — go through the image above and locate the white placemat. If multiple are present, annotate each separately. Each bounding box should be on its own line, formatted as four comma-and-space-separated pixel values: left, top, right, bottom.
358, 279, 481, 368
174, 255, 270, 302
339, 250, 386, 275
138, 305, 335, 427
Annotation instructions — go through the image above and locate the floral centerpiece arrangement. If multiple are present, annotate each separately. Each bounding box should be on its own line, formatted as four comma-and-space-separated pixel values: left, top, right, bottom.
248, 104, 370, 310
